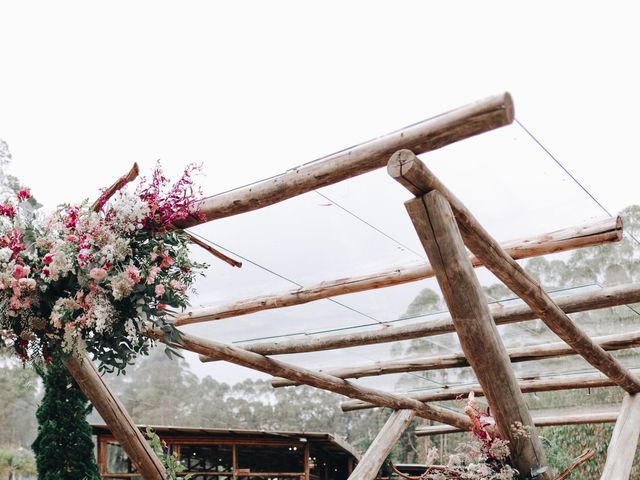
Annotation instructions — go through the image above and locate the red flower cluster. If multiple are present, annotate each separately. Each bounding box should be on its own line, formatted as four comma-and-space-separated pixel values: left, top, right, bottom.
136, 163, 206, 233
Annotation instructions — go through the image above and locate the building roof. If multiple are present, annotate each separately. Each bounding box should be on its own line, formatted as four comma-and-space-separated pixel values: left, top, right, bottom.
91, 423, 361, 460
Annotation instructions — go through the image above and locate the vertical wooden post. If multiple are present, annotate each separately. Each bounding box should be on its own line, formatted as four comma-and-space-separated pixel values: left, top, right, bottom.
65, 355, 166, 479
402, 190, 550, 479
348, 409, 415, 480
600, 394, 640, 479
304, 442, 310, 480
347, 456, 354, 475
232, 444, 238, 479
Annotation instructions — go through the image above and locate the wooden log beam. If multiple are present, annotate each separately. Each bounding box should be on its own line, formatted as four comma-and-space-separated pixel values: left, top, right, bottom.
151, 330, 472, 430
415, 411, 619, 436
199, 282, 640, 359
348, 410, 416, 480
388, 150, 640, 394
178, 216, 622, 328
65, 355, 166, 479
176, 93, 514, 227
341, 371, 628, 412
600, 394, 640, 479
272, 331, 640, 387
402, 189, 549, 478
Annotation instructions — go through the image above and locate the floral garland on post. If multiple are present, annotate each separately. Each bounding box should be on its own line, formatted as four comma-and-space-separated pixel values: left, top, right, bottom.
391, 393, 518, 480
0, 163, 208, 373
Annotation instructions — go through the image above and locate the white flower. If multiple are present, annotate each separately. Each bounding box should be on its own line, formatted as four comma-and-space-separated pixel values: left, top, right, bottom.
124, 319, 138, 344
110, 271, 135, 300
87, 294, 116, 333
495, 465, 516, 480
488, 439, 510, 461
107, 191, 150, 233
0, 247, 12, 263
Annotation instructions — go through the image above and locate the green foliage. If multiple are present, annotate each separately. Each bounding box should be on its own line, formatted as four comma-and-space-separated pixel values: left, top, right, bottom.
145, 428, 192, 480
0, 446, 36, 479
31, 354, 100, 480
541, 424, 640, 479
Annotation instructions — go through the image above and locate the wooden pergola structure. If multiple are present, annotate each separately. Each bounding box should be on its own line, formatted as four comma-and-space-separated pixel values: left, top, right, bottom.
64, 93, 640, 479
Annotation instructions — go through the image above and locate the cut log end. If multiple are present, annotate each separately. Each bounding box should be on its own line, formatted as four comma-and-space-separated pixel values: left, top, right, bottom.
615, 216, 624, 241
502, 91, 515, 124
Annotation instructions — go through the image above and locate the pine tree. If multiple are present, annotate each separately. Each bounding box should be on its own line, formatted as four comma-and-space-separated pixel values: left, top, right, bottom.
32, 354, 101, 480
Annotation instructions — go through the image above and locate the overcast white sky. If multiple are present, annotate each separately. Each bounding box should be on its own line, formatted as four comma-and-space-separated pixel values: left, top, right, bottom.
1, 2, 639, 384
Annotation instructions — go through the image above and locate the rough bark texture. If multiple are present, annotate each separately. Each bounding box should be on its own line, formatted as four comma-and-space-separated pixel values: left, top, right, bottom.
600, 394, 640, 479
65, 355, 166, 479
180, 216, 621, 328
177, 93, 514, 227
388, 149, 640, 394
341, 371, 626, 411
347, 410, 415, 480
403, 190, 549, 479
272, 331, 640, 387
200, 282, 640, 359
416, 411, 620, 436
151, 330, 472, 430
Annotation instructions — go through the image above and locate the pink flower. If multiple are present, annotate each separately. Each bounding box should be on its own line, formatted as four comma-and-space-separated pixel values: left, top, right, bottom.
77, 251, 92, 264
9, 295, 22, 309
146, 266, 161, 284
89, 267, 108, 282
51, 313, 62, 329
17, 189, 31, 201
65, 234, 79, 242
155, 284, 166, 297
169, 279, 185, 293
0, 203, 16, 217
160, 254, 174, 269
12, 264, 30, 279
126, 265, 141, 283
43, 252, 55, 265
42, 267, 50, 277
18, 278, 37, 290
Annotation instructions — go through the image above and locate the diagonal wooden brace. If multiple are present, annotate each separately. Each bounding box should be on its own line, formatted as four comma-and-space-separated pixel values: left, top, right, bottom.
65, 354, 166, 479
388, 149, 640, 394
348, 410, 415, 480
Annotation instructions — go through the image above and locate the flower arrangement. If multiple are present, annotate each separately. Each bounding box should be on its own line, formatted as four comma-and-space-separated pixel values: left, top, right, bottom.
0, 163, 207, 373
391, 393, 517, 480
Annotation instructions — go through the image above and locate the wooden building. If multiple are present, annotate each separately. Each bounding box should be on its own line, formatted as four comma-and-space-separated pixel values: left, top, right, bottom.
92, 424, 359, 480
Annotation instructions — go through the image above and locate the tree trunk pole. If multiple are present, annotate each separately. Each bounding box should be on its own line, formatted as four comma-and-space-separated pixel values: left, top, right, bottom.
201, 282, 640, 358
416, 411, 620, 436
600, 394, 640, 479
403, 189, 550, 479
65, 355, 166, 479
151, 330, 472, 430
348, 410, 416, 480
341, 371, 631, 411
271, 330, 640, 386
388, 149, 640, 394
177, 93, 514, 227
178, 216, 622, 328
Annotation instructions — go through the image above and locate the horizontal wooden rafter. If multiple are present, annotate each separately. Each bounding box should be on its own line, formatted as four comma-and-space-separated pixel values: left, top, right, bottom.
176, 93, 514, 227
199, 282, 640, 360
415, 410, 619, 436
271, 331, 640, 387
179, 216, 622, 328
340, 371, 632, 412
